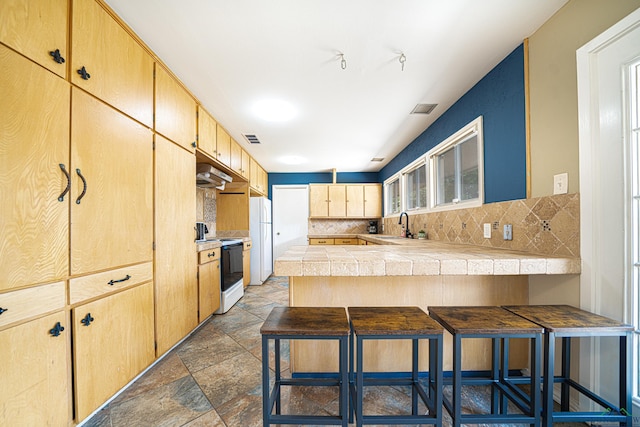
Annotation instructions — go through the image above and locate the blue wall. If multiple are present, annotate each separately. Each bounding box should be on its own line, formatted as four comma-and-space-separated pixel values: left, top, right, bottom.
379, 45, 526, 203
267, 172, 379, 199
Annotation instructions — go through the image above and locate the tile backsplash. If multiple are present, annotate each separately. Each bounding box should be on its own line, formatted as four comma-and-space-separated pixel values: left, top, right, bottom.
309, 219, 373, 235
383, 193, 580, 257
196, 188, 216, 237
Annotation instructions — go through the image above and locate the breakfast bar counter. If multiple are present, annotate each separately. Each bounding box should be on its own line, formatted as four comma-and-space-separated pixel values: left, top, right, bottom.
274, 240, 580, 373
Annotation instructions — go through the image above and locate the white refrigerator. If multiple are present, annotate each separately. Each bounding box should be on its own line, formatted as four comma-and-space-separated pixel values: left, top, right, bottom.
249, 197, 273, 285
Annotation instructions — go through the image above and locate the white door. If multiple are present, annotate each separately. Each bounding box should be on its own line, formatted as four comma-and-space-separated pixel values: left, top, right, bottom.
577, 8, 640, 412
272, 185, 309, 263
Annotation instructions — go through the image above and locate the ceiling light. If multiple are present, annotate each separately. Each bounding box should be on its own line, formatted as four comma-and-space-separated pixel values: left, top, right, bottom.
252, 99, 297, 122
280, 155, 307, 165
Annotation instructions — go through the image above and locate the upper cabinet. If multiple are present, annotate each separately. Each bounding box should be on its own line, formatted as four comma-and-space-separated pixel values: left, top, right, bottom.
249, 157, 268, 196
216, 125, 231, 166
0, 0, 68, 78
0, 44, 70, 292
71, 0, 153, 127
230, 138, 243, 176
70, 88, 153, 276
241, 149, 250, 180
155, 64, 197, 151
197, 106, 217, 159
309, 184, 381, 219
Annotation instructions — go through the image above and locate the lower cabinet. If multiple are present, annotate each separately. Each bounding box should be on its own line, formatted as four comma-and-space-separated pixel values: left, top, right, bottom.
309, 238, 334, 245
72, 282, 155, 422
335, 238, 357, 245
198, 248, 221, 322
243, 241, 252, 288
0, 310, 71, 426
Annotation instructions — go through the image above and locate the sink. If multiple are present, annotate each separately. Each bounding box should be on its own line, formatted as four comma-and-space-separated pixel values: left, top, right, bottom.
372, 235, 406, 239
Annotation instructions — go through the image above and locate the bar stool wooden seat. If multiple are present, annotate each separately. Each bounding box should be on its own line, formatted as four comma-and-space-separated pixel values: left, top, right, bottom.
347, 306, 444, 427
260, 306, 350, 426
504, 304, 634, 427
428, 306, 543, 427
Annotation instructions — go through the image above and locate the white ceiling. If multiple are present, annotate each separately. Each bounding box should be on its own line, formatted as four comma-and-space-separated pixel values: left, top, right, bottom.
104, 0, 567, 173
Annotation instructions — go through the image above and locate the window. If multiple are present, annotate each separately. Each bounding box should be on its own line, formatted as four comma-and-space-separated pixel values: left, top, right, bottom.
404, 162, 427, 210
430, 117, 483, 209
385, 177, 401, 215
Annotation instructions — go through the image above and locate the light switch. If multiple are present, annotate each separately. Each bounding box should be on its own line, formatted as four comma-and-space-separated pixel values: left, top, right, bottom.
553, 173, 568, 195
483, 223, 491, 238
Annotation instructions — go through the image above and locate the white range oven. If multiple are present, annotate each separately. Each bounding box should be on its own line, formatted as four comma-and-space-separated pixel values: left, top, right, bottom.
215, 239, 244, 314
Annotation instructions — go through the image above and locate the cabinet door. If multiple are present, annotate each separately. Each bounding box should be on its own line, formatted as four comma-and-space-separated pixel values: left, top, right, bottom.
73, 282, 155, 422
309, 185, 329, 217
346, 185, 365, 217
70, 89, 153, 276
0, 45, 69, 291
250, 157, 260, 192
71, 0, 153, 127
260, 167, 269, 195
230, 138, 242, 175
155, 134, 198, 355
155, 65, 197, 151
364, 184, 382, 217
0, 311, 71, 426
242, 249, 250, 288
328, 185, 346, 217
0, 0, 68, 77
241, 149, 250, 180
198, 259, 220, 322
197, 106, 217, 158
216, 125, 231, 166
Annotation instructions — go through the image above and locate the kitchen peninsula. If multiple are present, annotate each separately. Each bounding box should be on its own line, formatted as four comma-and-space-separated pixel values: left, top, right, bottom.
274, 236, 580, 373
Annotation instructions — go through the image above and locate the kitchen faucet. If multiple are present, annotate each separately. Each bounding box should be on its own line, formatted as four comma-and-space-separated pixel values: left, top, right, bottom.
398, 212, 411, 238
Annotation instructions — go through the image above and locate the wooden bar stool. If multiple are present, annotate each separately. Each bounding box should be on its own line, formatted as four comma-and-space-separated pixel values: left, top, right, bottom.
260, 306, 350, 426
347, 306, 444, 426
504, 305, 634, 427
428, 306, 543, 427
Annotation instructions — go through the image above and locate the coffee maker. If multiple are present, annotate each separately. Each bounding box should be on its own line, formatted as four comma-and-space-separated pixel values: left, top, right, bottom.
368, 220, 378, 234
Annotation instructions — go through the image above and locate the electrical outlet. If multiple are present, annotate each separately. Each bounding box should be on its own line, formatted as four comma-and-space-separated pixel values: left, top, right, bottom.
503, 224, 513, 241
553, 173, 568, 195
483, 223, 491, 238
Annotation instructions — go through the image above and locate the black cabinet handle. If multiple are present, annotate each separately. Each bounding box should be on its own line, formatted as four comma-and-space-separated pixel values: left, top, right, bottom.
49, 49, 65, 64
0, 307, 7, 315
191, 142, 196, 148
77, 66, 91, 80
49, 322, 64, 337
58, 164, 71, 202
108, 274, 131, 286
75, 168, 87, 204
207, 252, 215, 258
81, 313, 94, 327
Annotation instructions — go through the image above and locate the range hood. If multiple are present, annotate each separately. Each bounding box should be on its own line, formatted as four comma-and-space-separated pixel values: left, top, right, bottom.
196, 163, 233, 190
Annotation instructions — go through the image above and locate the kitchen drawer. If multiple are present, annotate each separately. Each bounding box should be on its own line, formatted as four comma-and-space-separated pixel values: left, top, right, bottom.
198, 247, 221, 264
335, 238, 357, 245
309, 238, 334, 245
0, 281, 66, 330
243, 241, 252, 250
358, 239, 368, 245
70, 262, 153, 305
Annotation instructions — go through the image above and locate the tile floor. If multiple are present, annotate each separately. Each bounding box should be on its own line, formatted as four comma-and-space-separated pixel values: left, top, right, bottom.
83, 276, 587, 427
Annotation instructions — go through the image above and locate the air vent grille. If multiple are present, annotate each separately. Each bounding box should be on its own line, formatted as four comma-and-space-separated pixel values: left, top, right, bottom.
370, 157, 384, 162
410, 104, 437, 114
243, 134, 261, 144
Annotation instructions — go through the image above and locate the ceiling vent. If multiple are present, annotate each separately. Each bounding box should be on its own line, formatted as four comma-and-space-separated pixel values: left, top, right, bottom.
243, 134, 261, 144
370, 157, 384, 162
410, 104, 437, 115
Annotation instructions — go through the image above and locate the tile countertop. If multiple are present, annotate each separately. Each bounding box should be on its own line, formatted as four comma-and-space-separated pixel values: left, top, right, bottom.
274, 234, 581, 276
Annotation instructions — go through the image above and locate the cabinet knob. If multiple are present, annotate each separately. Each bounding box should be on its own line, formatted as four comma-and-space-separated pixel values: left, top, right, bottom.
0, 307, 7, 315
49, 49, 65, 64
81, 313, 94, 327
191, 142, 196, 148
49, 322, 64, 337
77, 66, 91, 80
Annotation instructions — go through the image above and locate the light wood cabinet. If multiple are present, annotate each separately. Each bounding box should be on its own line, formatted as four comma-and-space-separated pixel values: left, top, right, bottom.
230, 138, 243, 176
241, 149, 251, 180
243, 241, 252, 288
335, 238, 357, 245
197, 106, 217, 159
72, 282, 154, 422
249, 157, 268, 196
155, 64, 197, 151
363, 184, 382, 217
0, 44, 70, 292
70, 88, 153, 276
217, 182, 250, 231
358, 239, 368, 245
197, 248, 220, 322
155, 134, 198, 355
309, 238, 334, 245
309, 184, 381, 219
0, 310, 71, 426
216, 125, 231, 166
0, 0, 68, 77
71, 0, 153, 127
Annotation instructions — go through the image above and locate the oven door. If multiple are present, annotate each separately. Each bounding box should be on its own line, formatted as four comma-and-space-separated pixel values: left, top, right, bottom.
220, 242, 243, 291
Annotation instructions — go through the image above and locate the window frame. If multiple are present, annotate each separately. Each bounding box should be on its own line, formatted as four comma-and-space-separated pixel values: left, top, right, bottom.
402, 158, 428, 213
383, 174, 401, 216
